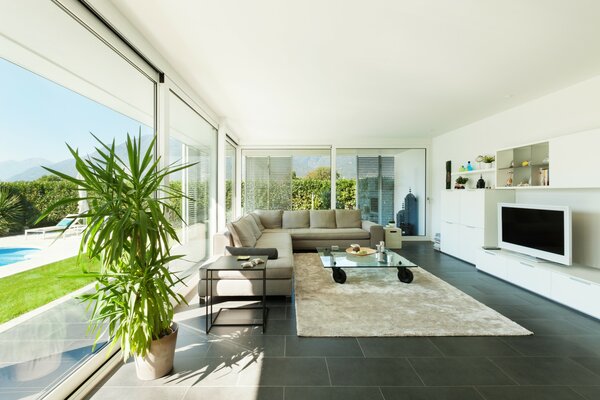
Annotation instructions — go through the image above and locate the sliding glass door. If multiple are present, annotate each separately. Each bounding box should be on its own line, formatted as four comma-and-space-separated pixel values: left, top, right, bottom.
336, 148, 426, 236
168, 92, 217, 267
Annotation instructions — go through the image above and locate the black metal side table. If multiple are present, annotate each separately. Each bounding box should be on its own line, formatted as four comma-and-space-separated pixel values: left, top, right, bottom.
204, 255, 269, 334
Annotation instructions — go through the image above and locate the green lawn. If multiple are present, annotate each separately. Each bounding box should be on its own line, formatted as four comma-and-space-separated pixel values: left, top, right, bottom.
0, 255, 100, 324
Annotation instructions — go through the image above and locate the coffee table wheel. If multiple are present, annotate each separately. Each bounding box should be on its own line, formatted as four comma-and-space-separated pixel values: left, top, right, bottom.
332, 267, 346, 284
397, 267, 413, 283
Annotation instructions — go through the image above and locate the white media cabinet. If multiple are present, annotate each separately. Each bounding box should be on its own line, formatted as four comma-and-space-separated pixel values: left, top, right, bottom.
440, 189, 515, 264
476, 249, 600, 319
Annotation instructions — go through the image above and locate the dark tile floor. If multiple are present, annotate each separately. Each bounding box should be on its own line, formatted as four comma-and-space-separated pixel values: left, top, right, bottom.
88, 242, 600, 400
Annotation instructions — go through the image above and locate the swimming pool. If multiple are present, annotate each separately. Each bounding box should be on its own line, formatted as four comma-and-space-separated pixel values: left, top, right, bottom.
0, 247, 40, 266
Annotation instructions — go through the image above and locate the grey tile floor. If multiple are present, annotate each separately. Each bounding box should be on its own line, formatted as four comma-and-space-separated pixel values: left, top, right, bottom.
87, 243, 600, 400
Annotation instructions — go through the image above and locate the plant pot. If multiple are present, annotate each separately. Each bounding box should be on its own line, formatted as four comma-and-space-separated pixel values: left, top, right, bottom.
484, 163, 494, 169
134, 323, 178, 380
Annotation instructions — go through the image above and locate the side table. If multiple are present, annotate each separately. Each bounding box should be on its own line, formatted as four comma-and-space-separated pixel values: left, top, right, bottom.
203, 255, 269, 334
384, 226, 403, 249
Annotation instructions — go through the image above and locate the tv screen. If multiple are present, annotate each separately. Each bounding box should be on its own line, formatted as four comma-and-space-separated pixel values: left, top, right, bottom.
498, 203, 572, 265
501, 206, 565, 256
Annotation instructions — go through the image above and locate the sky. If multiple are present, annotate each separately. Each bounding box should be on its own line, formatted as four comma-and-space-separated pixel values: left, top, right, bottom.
0, 57, 151, 163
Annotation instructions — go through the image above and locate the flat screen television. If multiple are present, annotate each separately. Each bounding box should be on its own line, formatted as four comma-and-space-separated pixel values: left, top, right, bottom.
498, 203, 572, 265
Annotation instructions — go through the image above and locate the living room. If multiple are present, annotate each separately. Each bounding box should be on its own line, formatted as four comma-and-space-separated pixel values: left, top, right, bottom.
1, 1, 600, 400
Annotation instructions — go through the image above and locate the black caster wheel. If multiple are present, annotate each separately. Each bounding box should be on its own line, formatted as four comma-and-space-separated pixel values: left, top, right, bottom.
398, 268, 413, 283
332, 267, 347, 284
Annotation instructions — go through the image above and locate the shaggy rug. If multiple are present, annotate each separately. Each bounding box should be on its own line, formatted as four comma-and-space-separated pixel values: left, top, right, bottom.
294, 253, 532, 337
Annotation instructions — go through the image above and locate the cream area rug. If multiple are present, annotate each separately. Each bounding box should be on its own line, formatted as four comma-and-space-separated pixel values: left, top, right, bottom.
294, 253, 532, 337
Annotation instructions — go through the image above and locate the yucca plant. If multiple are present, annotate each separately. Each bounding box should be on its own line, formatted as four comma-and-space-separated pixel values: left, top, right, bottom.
38, 132, 193, 364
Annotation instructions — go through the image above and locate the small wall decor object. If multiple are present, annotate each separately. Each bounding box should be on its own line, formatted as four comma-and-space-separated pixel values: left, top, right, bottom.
455, 176, 468, 189
480, 154, 495, 168
476, 175, 485, 189
467, 161, 473, 171
459, 165, 466, 172
445, 161, 451, 189
505, 171, 513, 187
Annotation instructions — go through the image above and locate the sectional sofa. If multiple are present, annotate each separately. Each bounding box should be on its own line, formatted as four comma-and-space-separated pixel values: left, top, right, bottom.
198, 209, 384, 299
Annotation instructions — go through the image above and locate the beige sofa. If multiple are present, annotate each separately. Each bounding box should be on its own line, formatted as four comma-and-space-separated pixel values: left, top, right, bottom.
198, 209, 384, 299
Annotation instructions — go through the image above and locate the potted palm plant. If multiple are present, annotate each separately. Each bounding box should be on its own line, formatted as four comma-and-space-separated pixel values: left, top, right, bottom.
39, 133, 192, 380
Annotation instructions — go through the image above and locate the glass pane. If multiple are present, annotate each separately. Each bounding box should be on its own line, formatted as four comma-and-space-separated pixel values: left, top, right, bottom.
337, 148, 427, 235
168, 93, 217, 269
243, 149, 331, 212
0, 54, 154, 396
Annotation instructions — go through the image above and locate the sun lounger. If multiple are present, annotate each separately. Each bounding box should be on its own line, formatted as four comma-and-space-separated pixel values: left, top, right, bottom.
24, 215, 85, 239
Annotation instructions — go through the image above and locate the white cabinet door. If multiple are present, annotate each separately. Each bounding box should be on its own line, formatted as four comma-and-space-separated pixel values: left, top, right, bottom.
460, 190, 485, 228
476, 250, 507, 279
441, 221, 459, 257
441, 190, 460, 223
458, 225, 484, 264
550, 129, 600, 188
507, 259, 552, 297
551, 272, 600, 319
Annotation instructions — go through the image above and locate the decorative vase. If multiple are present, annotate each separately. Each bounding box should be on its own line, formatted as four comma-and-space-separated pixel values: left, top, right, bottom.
476, 175, 485, 189
134, 323, 178, 380
485, 162, 493, 169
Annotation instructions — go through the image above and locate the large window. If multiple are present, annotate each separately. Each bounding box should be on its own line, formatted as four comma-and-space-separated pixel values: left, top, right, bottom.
168, 92, 217, 267
336, 149, 426, 235
0, 0, 157, 397
242, 149, 331, 212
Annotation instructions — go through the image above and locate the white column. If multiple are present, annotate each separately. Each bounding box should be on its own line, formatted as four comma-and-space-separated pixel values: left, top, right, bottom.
216, 122, 227, 231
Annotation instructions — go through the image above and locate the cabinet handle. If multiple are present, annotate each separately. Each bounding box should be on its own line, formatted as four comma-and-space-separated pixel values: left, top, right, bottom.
519, 261, 535, 268
569, 277, 592, 286
484, 251, 497, 256
465, 225, 477, 229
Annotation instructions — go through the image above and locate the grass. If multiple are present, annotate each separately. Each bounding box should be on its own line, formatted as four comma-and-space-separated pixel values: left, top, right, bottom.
0, 255, 100, 324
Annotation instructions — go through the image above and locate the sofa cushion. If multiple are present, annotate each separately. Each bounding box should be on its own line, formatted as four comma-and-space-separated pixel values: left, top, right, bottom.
231, 218, 257, 247
225, 222, 243, 247
255, 209, 283, 229
226, 246, 278, 260
243, 214, 262, 240
310, 210, 336, 228
282, 210, 309, 229
335, 209, 362, 228
249, 212, 265, 231
289, 228, 370, 240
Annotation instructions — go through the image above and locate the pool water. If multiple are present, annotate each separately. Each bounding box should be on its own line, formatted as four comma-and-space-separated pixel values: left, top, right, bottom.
0, 248, 40, 266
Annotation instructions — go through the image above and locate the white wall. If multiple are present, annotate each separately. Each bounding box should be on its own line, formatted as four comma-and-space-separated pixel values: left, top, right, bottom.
432, 74, 600, 268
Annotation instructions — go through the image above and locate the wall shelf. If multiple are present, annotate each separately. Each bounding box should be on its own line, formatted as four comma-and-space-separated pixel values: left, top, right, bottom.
451, 168, 496, 176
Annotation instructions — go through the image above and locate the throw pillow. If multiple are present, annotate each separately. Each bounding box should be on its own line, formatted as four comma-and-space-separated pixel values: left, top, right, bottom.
249, 212, 265, 230
310, 210, 336, 228
226, 222, 243, 247
335, 209, 362, 228
282, 210, 309, 229
226, 246, 278, 260
255, 209, 283, 229
243, 214, 262, 240
231, 218, 257, 247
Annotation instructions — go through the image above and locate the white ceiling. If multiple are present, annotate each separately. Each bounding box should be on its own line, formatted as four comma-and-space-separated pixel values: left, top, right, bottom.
110, 0, 600, 144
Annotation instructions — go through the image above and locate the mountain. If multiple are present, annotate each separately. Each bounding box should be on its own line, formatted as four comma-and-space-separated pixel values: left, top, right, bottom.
0, 158, 51, 181
5, 135, 152, 182
8, 158, 76, 182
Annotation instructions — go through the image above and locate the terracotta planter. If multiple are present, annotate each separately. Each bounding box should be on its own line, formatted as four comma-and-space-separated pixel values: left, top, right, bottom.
134, 323, 178, 380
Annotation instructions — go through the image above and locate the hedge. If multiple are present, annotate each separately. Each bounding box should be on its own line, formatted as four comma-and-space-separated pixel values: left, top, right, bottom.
0, 176, 78, 235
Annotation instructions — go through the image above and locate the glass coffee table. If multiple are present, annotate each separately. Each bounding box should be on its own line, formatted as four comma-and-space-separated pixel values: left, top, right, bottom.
316, 247, 417, 284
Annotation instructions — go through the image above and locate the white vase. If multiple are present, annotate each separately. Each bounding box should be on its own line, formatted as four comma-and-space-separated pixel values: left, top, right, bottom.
134, 323, 178, 380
